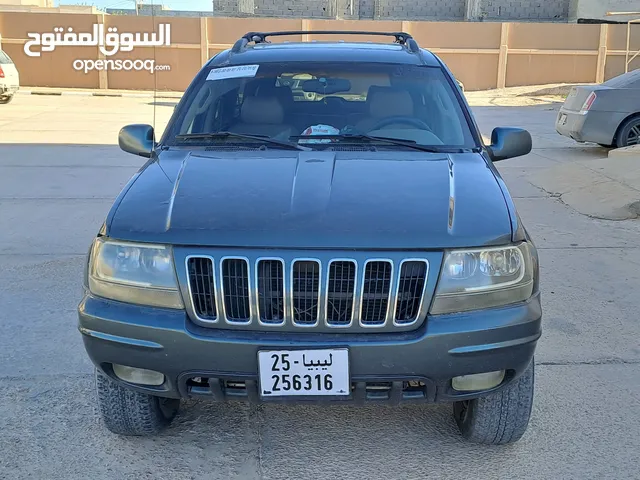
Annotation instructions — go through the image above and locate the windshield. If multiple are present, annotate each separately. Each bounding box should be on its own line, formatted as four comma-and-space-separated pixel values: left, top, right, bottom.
166, 62, 476, 149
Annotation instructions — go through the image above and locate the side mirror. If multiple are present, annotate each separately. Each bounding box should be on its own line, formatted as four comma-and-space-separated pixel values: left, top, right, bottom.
487, 127, 532, 162
118, 124, 155, 158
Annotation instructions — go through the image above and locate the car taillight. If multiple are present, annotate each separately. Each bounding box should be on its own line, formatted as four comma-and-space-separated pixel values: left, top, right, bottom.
0, 66, 4, 78
580, 91, 597, 114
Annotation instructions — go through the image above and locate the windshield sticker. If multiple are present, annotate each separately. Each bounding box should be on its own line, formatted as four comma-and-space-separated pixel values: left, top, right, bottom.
206, 65, 260, 81
299, 124, 340, 144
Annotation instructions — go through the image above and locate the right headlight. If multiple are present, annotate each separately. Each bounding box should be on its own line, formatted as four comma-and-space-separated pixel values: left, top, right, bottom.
429, 242, 535, 315
87, 237, 184, 309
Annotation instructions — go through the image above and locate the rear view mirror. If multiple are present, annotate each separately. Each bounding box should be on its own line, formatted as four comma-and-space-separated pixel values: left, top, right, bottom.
302, 78, 351, 95
487, 127, 532, 162
118, 124, 155, 158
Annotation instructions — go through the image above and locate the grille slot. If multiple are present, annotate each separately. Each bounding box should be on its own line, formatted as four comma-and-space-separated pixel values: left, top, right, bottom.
292, 260, 320, 325
395, 261, 428, 324
187, 257, 217, 320
257, 259, 285, 324
326, 261, 356, 326
222, 258, 251, 322
361, 261, 392, 325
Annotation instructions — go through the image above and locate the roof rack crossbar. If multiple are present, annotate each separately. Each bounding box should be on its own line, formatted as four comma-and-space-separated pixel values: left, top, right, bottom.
236, 31, 420, 53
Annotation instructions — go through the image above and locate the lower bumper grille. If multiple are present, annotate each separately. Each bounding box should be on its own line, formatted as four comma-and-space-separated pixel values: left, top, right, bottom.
181, 374, 433, 403
185, 253, 430, 332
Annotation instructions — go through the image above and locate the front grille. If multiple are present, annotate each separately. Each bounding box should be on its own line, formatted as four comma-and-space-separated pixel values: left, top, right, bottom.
326, 261, 357, 326
187, 256, 217, 320
185, 254, 429, 330
395, 261, 428, 324
222, 258, 251, 322
257, 259, 285, 324
361, 261, 392, 325
292, 260, 320, 325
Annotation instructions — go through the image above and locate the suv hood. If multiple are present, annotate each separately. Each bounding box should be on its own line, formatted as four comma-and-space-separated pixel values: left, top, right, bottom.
107, 149, 513, 249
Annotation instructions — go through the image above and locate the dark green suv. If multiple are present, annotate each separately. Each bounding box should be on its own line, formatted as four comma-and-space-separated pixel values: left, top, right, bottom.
78, 31, 540, 445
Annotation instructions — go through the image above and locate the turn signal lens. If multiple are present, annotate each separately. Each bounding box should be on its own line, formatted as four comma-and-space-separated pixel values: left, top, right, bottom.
452, 371, 505, 392
112, 364, 165, 386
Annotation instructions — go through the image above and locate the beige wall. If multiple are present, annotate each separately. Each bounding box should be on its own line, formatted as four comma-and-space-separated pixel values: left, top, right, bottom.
0, 12, 639, 91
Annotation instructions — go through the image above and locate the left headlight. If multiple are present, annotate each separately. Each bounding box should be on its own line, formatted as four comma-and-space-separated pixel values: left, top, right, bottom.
88, 237, 184, 309
429, 242, 535, 315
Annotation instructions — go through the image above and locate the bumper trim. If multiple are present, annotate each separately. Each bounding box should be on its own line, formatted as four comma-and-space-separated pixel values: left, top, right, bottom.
79, 326, 164, 350
448, 332, 541, 355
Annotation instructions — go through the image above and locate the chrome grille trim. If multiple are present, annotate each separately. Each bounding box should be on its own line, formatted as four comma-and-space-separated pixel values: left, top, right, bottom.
290, 259, 322, 327
185, 255, 219, 324
183, 254, 430, 330
359, 259, 394, 328
392, 259, 429, 327
325, 259, 358, 328
255, 257, 286, 326
220, 256, 252, 324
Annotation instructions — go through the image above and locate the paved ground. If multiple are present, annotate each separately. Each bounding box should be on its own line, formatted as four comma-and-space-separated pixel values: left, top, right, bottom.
1, 94, 640, 480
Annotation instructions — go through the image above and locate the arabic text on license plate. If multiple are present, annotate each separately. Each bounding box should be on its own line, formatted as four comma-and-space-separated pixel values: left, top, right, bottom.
258, 349, 349, 397
560, 114, 567, 125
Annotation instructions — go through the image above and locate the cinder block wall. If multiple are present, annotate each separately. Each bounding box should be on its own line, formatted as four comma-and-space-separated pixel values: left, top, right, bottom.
479, 0, 570, 21
213, 0, 467, 19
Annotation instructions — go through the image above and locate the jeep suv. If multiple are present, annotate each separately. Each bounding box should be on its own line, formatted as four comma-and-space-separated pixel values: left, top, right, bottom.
78, 31, 541, 445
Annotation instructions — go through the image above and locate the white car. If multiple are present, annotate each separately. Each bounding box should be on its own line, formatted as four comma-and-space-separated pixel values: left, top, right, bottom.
0, 49, 19, 104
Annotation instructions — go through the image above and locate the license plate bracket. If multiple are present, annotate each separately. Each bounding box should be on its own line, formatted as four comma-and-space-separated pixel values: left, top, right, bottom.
258, 348, 350, 398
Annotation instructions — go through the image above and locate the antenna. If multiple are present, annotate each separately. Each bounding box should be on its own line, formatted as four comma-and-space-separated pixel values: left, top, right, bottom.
151, 0, 157, 148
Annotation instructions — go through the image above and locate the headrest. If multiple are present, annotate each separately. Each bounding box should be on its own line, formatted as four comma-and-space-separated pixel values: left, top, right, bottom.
256, 84, 294, 106
241, 97, 284, 125
367, 86, 414, 118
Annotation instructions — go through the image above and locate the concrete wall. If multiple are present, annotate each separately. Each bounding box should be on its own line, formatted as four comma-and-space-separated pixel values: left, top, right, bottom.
1, 12, 639, 92
479, 0, 570, 21
570, 0, 640, 22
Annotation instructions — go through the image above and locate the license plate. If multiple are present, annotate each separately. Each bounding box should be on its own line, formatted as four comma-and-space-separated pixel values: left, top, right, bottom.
258, 349, 349, 397
560, 113, 567, 125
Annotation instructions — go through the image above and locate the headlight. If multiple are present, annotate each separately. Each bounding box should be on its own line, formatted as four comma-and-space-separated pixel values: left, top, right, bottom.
88, 237, 184, 309
429, 243, 535, 315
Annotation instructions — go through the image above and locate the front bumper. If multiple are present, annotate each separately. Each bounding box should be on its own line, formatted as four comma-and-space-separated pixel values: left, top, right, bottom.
78, 293, 542, 404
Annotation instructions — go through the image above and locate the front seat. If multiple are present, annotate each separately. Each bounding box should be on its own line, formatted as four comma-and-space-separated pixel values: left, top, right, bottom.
228, 96, 296, 140
355, 86, 415, 133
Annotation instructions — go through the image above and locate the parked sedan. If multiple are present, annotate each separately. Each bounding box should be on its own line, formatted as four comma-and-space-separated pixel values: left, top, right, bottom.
0, 49, 19, 104
556, 70, 640, 148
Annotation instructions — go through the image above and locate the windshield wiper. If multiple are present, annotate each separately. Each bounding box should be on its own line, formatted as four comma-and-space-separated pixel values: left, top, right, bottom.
290, 133, 466, 153
175, 131, 309, 151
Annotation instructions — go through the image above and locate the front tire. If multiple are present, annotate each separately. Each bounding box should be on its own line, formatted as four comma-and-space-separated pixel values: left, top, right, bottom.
0, 95, 13, 104
95, 368, 180, 436
453, 359, 535, 445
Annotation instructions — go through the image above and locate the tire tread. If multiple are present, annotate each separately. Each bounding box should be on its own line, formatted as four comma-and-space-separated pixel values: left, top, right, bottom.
95, 369, 178, 436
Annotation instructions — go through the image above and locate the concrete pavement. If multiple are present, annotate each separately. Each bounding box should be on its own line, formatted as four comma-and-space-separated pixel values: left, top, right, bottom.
1, 94, 640, 479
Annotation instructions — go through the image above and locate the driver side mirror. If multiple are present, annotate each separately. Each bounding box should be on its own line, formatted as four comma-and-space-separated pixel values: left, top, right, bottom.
118, 124, 155, 158
487, 127, 532, 162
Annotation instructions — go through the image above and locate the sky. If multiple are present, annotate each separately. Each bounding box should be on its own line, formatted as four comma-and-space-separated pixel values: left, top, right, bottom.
56, 0, 215, 11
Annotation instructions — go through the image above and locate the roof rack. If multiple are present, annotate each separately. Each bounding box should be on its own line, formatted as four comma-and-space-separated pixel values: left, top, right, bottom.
231, 31, 420, 54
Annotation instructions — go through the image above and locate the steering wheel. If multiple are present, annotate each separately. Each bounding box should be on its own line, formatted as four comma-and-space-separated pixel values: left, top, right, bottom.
369, 116, 431, 131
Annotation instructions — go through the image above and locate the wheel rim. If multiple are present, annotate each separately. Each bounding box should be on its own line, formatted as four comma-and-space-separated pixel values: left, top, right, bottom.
626, 124, 640, 146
